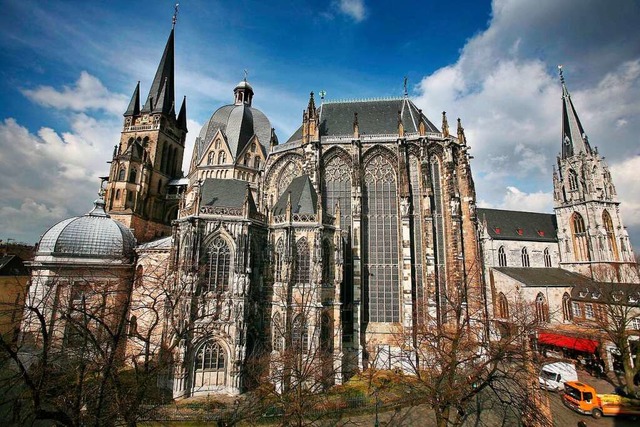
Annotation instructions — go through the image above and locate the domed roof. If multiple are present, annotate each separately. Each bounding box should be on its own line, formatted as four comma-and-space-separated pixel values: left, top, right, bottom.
195, 81, 271, 163
37, 199, 136, 261
234, 80, 253, 92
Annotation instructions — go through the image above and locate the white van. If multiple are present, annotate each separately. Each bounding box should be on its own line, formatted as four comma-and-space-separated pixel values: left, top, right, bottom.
538, 362, 578, 391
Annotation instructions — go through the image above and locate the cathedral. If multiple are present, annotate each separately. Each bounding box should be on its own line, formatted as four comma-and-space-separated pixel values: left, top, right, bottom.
22, 24, 638, 399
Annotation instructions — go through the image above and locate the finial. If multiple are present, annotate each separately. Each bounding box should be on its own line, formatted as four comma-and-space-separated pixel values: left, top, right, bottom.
457, 117, 466, 144
442, 111, 449, 137
558, 65, 565, 85
172, 3, 179, 29
319, 90, 326, 101
244, 69, 248, 81
403, 76, 408, 97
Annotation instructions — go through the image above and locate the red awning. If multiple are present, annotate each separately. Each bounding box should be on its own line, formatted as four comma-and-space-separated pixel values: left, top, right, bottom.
537, 332, 598, 353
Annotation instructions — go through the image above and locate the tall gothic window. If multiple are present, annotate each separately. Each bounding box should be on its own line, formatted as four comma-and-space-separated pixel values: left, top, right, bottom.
408, 154, 425, 320
277, 161, 302, 200
535, 293, 549, 324
571, 213, 590, 261
497, 292, 509, 318
275, 238, 284, 281
208, 152, 214, 165
118, 167, 126, 181
218, 151, 226, 164
364, 155, 399, 323
544, 247, 552, 267
562, 292, 572, 322
194, 341, 226, 386
322, 155, 352, 228
161, 144, 169, 173
498, 246, 507, 267
602, 210, 619, 261
521, 247, 530, 267
201, 236, 231, 292
294, 238, 310, 284
431, 157, 447, 321
129, 167, 137, 183
292, 314, 308, 352
568, 169, 579, 191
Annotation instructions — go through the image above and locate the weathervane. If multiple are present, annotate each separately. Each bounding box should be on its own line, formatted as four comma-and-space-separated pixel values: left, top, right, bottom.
172, 3, 179, 29
319, 90, 326, 101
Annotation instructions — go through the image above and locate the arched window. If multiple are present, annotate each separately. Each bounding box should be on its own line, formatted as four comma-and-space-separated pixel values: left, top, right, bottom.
194, 341, 226, 386
431, 157, 446, 323
277, 161, 302, 199
535, 293, 549, 324
244, 154, 250, 166
544, 248, 552, 267
272, 312, 283, 352
161, 144, 169, 173
254, 157, 261, 169
129, 168, 137, 183
568, 169, 579, 191
275, 238, 284, 281
497, 292, 509, 318
208, 152, 214, 165
251, 143, 256, 152
292, 315, 308, 352
215, 139, 221, 150
202, 236, 231, 292
498, 246, 507, 267
562, 292, 572, 322
365, 154, 399, 323
118, 167, 126, 181
521, 247, 530, 267
571, 213, 590, 261
218, 151, 226, 164
602, 210, 619, 261
294, 238, 310, 284
115, 189, 121, 200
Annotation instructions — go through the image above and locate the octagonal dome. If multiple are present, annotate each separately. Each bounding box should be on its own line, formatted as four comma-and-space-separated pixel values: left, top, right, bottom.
37, 199, 136, 261
194, 80, 272, 165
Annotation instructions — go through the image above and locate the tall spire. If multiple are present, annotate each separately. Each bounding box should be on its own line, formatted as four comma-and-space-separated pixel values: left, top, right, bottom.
559, 66, 592, 159
177, 96, 187, 131
124, 81, 140, 117
141, 28, 175, 115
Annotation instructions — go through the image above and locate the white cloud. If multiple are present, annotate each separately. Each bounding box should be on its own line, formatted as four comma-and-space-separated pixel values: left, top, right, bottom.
22, 71, 128, 116
413, 0, 640, 246
610, 155, 640, 229
336, 0, 366, 22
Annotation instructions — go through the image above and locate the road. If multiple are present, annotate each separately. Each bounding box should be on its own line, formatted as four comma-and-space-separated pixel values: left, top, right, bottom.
545, 369, 638, 427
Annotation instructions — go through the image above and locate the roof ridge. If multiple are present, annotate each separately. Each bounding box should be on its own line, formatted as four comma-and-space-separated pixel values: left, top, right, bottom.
323, 96, 405, 104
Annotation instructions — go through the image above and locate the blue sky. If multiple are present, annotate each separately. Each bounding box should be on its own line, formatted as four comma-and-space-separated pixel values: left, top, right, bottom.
1, 0, 639, 250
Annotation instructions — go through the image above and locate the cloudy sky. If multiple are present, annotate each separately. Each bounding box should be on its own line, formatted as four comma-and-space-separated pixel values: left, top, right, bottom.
1, 0, 639, 248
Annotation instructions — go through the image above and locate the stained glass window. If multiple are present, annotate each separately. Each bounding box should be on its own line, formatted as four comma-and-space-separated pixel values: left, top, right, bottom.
201, 236, 231, 292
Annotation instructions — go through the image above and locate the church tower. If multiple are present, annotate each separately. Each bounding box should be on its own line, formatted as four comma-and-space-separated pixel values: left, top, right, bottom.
553, 67, 637, 282
104, 24, 187, 243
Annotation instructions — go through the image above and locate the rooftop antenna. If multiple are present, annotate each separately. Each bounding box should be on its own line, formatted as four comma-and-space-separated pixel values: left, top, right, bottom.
172, 3, 179, 29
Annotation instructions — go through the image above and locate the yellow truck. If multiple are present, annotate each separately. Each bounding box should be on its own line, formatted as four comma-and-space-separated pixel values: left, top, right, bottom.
562, 381, 640, 419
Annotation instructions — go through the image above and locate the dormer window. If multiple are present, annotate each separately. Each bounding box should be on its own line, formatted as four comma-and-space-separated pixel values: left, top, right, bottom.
591, 291, 601, 299
611, 291, 623, 302
578, 288, 588, 298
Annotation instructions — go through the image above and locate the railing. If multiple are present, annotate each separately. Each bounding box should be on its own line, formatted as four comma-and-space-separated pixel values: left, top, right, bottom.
200, 206, 243, 216
124, 123, 160, 132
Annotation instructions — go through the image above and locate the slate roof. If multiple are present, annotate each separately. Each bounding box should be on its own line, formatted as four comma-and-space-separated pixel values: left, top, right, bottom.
272, 175, 318, 216
477, 208, 557, 242
286, 98, 439, 143
571, 281, 640, 307
494, 267, 593, 287
197, 103, 271, 161
200, 179, 257, 213
137, 236, 172, 251
0, 255, 28, 276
